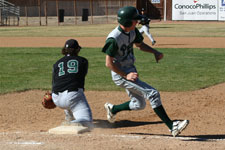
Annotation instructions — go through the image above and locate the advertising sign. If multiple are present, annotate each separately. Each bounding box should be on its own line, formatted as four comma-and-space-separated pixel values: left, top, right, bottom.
219, 0, 225, 20
151, 0, 160, 4
172, 0, 218, 20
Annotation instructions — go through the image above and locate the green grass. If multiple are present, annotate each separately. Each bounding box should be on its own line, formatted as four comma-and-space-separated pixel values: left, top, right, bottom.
0, 22, 224, 37
136, 48, 225, 91
0, 24, 117, 37
0, 47, 225, 94
149, 22, 225, 37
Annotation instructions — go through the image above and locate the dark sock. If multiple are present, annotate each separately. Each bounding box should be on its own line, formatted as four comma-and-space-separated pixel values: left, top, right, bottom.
112, 101, 131, 114
154, 105, 173, 129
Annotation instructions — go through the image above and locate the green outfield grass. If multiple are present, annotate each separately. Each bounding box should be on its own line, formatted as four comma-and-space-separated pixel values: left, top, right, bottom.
0, 47, 225, 94
0, 22, 224, 37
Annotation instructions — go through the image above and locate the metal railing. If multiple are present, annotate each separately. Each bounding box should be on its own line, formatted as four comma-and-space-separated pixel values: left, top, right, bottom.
0, 0, 20, 26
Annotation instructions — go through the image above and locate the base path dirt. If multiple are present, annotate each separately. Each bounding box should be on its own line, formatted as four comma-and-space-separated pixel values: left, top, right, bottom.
0, 37, 225, 48
0, 83, 225, 149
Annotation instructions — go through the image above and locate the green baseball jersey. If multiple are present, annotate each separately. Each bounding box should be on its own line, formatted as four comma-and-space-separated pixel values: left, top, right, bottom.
102, 26, 143, 74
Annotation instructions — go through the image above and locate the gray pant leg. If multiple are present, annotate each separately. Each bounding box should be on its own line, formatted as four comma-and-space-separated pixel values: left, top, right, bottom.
64, 109, 75, 121
126, 88, 146, 110
69, 90, 93, 123
114, 78, 162, 109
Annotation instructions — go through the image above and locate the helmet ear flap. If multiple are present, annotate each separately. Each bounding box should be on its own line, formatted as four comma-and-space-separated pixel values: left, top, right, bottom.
123, 20, 133, 27
117, 18, 133, 27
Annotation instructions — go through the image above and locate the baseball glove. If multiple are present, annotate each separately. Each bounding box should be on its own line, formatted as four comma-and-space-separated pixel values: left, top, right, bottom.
154, 52, 163, 63
42, 91, 56, 109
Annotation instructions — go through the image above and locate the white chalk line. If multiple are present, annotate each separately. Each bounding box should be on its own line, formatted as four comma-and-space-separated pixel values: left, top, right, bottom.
0, 131, 46, 146
0, 131, 224, 146
5, 141, 44, 145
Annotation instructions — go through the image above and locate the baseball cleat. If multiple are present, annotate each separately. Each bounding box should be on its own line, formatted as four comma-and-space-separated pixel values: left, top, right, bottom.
170, 120, 189, 137
104, 102, 115, 123
152, 40, 156, 46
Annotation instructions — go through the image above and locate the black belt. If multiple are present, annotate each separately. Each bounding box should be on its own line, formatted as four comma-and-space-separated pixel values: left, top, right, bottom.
53, 88, 79, 95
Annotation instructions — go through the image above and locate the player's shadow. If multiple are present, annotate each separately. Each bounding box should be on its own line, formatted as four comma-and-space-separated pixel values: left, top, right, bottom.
129, 133, 225, 141
182, 134, 225, 141
93, 119, 163, 129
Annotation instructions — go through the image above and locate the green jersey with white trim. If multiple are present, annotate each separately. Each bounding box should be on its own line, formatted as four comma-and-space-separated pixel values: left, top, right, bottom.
102, 26, 143, 74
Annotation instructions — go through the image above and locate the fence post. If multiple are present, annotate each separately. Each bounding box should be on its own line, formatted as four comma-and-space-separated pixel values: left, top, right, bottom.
90, 0, 93, 24
45, 0, 47, 26
25, 5, 28, 26
74, 0, 77, 25
164, 0, 166, 21
105, 0, 108, 23
17, 11, 19, 26
38, 0, 41, 26
56, 0, 59, 26
13, 8, 15, 26
0, 8, 2, 25
119, 0, 122, 7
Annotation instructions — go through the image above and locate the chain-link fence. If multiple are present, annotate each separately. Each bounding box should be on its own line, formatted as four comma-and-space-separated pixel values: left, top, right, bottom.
17, 0, 136, 26
0, 0, 20, 26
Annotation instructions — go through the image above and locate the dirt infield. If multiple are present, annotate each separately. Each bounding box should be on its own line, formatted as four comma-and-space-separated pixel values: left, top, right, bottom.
0, 37, 225, 48
0, 37, 225, 149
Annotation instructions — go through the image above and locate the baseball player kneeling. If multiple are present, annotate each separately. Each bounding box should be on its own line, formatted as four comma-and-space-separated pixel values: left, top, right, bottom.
51, 39, 93, 130
102, 6, 189, 137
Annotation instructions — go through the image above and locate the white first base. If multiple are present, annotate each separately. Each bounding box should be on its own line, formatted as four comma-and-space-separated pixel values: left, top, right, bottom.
48, 125, 90, 134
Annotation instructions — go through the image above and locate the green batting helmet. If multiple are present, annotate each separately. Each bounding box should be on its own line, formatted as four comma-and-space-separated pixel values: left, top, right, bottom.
117, 6, 142, 27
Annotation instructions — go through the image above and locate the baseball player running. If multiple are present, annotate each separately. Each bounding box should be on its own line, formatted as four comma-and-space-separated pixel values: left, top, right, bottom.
102, 6, 189, 137
52, 39, 93, 129
139, 8, 156, 46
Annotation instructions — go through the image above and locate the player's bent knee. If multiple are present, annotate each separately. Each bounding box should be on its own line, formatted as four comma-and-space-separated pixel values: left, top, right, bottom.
150, 97, 162, 109
148, 91, 162, 109
129, 99, 146, 110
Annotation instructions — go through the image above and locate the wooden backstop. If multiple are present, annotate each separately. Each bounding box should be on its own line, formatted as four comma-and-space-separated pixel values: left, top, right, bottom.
4, 0, 169, 26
